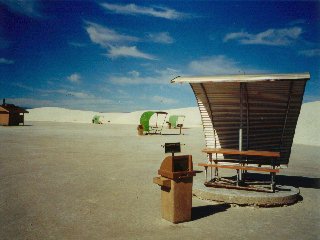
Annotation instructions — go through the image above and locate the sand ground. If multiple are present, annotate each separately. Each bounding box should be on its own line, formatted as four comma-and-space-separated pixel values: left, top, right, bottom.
0, 122, 319, 240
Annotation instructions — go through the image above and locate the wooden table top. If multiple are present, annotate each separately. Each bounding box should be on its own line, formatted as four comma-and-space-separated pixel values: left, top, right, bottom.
202, 148, 280, 157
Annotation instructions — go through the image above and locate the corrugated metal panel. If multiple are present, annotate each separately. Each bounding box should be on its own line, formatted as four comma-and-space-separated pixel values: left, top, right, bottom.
187, 74, 309, 166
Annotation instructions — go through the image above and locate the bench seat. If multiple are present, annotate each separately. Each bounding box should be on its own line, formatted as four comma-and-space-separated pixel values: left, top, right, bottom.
198, 163, 279, 173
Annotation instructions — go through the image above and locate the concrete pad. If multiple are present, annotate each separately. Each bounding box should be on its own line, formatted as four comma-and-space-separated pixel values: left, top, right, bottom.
193, 179, 300, 207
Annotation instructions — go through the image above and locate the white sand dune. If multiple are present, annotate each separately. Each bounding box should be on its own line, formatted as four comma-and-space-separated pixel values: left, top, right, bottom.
26, 107, 202, 126
26, 101, 320, 146
293, 101, 320, 146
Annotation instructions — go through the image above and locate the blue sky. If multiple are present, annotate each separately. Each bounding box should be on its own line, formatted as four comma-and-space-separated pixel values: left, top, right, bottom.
0, 0, 319, 112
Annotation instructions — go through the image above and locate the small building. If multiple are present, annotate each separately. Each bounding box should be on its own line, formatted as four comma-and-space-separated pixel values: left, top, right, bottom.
0, 99, 29, 126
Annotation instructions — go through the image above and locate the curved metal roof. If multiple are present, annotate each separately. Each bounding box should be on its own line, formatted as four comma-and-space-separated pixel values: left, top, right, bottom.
172, 73, 310, 165
171, 72, 310, 83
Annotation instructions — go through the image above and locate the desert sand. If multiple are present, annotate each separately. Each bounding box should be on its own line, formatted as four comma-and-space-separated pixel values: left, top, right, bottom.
0, 101, 319, 239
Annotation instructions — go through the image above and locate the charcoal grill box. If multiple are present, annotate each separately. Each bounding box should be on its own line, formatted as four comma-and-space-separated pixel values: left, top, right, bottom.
153, 155, 196, 223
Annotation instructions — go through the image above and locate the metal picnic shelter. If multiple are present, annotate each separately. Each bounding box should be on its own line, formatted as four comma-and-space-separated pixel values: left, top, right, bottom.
172, 73, 310, 192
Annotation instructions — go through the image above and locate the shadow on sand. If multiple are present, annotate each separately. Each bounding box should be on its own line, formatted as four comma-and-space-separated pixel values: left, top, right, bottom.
1, 124, 33, 127
245, 173, 320, 189
191, 203, 231, 221
161, 133, 186, 136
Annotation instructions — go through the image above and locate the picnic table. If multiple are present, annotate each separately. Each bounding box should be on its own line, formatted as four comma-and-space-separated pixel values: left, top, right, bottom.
199, 148, 280, 192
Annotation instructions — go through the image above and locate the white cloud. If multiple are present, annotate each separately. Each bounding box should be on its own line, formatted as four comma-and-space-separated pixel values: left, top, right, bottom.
128, 70, 140, 77
147, 32, 174, 44
224, 27, 303, 46
299, 49, 320, 57
151, 96, 178, 104
189, 55, 264, 75
224, 31, 250, 42
13, 82, 33, 91
6, 97, 117, 111
62, 97, 115, 106
100, 3, 184, 20
154, 67, 180, 80
0, 0, 41, 17
85, 21, 138, 48
7, 81, 123, 111
189, 55, 241, 75
13, 82, 94, 99
303, 94, 320, 102
109, 68, 179, 85
117, 89, 128, 96
288, 19, 306, 26
107, 46, 156, 60
39, 89, 93, 99
85, 21, 155, 60
6, 98, 54, 108
0, 57, 14, 64
69, 42, 87, 48
61, 91, 92, 99
67, 73, 81, 83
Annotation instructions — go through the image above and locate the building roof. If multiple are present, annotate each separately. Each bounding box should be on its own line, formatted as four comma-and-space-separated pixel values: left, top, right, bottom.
0, 104, 29, 114
171, 72, 310, 84
172, 72, 310, 165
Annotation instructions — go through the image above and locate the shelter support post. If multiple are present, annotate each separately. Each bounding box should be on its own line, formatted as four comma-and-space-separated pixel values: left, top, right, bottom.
270, 157, 276, 192
206, 152, 219, 182
205, 166, 208, 182
236, 169, 240, 186
239, 128, 243, 152
271, 171, 276, 193
238, 82, 244, 184
209, 153, 213, 180
214, 153, 218, 178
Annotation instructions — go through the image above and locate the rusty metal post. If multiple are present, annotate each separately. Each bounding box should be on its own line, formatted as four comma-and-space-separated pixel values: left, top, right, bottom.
209, 153, 213, 180
239, 83, 244, 182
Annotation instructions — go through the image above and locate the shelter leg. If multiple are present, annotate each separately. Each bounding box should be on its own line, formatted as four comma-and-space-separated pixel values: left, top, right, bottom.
271, 173, 276, 192
238, 156, 244, 183
208, 154, 213, 180
214, 167, 219, 178
242, 169, 247, 181
214, 161, 219, 179
271, 158, 276, 192
236, 170, 240, 186
214, 153, 218, 178
205, 166, 208, 182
